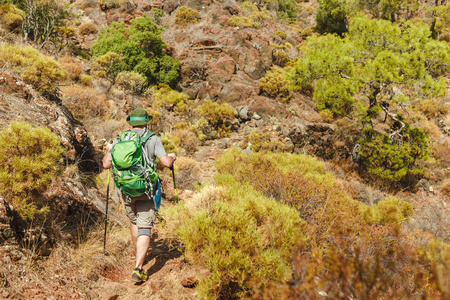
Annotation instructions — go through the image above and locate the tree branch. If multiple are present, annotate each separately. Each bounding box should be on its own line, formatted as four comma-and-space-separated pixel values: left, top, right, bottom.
381, 104, 405, 140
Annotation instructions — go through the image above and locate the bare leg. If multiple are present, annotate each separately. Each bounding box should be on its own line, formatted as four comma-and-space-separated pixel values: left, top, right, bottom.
130, 222, 138, 252
135, 233, 151, 269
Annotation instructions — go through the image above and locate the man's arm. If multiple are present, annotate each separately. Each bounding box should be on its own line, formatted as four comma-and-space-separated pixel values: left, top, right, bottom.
159, 153, 176, 168
102, 142, 113, 169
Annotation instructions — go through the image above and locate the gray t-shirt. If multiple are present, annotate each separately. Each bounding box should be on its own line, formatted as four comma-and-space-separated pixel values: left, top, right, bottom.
109, 129, 167, 167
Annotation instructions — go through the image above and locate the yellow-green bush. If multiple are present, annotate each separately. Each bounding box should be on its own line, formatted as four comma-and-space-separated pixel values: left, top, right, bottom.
319, 109, 334, 122
214, 149, 443, 299
98, 0, 127, 10
0, 122, 65, 221
174, 6, 200, 26
273, 30, 287, 39
228, 15, 259, 28
160, 183, 305, 299
272, 49, 291, 67
259, 67, 291, 102
152, 84, 192, 114
0, 4, 23, 31
160, 133, 180, 155
241, 130, 293, 153
80, 74, 92, 86
146, 108, 162, 126
365, 197, 414, 225
0, 45, 67, 93
116, 71, 147, 94
193, 99, 236, 139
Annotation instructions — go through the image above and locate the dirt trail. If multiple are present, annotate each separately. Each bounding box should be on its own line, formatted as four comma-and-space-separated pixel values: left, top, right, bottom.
93, 228, 199, 300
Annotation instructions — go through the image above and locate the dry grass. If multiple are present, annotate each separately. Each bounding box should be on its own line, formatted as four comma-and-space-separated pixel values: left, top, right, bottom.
172, 129, 198, 155
79, 23, 97, 35
173, 156, 201, 190
61, 84, 109, 120
58, 55, 82, 81
408, 194, 450, 242
422, 120, 443, 139
430, 141, 450, 169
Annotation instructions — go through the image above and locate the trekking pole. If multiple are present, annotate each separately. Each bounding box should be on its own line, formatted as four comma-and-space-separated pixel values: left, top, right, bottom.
170, 166, 178, 202
103, 168, 110, 254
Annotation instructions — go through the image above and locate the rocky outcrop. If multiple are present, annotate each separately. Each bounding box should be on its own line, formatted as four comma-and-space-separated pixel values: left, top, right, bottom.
161, 0, 299, 105
0, 71, 96, 172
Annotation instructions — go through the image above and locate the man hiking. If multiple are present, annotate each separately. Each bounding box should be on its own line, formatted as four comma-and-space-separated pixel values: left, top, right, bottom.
102, 108, 176, 283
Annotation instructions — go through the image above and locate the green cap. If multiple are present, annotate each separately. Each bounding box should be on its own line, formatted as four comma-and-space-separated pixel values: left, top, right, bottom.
126, 108, 152, 127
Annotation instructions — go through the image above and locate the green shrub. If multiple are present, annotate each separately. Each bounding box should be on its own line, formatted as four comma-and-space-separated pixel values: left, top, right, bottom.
259, 67, 291, 102
0, 122, 65, 221
91, 52, 126, 86
91, 16, 180, 87
0, 44, 67, 93
174, 6, 200, 26
357, 125, 430, 181
193, 99, 236, 139
315, 0, 348, 36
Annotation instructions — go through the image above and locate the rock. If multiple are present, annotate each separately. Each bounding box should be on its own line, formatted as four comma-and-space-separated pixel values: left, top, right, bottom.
252, 113, 261, 120
416, 179, 430, 192
236, 105, 249, 120
180, 269, 198, 287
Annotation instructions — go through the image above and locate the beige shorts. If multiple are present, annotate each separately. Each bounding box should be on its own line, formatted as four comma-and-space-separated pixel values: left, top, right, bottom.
122, 193, 156, 229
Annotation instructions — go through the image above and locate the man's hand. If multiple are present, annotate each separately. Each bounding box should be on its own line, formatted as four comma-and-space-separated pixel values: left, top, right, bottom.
105, 140, 113, 152
167, 153, 176, 161
160, 153, 176, 168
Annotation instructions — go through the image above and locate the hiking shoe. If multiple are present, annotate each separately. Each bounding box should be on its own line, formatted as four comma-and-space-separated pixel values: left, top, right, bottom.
131, 268, 147, 283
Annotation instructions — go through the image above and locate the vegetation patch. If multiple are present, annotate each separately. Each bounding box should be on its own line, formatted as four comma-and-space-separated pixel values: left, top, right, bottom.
174, 6, 201, 26
91, 16, 180, 87
193, 99, 236, 139
0, 44, 67, 93
0, 122, 65, 222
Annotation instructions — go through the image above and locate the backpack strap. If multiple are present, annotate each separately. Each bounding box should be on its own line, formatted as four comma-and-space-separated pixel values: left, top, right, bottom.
140, 130, 156, 168
140, 130, 155, 146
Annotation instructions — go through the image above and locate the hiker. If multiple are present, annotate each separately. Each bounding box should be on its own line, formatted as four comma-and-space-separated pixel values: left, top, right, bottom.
102, 108, 176, 283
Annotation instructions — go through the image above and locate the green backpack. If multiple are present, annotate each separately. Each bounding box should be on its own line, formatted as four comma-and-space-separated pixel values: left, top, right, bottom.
110, 131, 158, 198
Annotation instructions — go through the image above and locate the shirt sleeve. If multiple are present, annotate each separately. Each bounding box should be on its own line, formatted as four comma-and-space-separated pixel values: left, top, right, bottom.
153, 136, 167, 159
